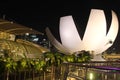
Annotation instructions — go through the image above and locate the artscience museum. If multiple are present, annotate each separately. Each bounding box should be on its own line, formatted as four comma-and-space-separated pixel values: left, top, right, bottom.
46, 9, 119, 61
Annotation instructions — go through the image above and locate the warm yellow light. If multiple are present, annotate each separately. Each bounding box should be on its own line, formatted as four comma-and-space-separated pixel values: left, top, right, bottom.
89, 73, 94, 80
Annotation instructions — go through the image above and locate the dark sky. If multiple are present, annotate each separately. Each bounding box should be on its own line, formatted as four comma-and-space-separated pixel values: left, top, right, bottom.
0, 0, 120, 52
0, 1, 64, 32
0, 1, 119, 32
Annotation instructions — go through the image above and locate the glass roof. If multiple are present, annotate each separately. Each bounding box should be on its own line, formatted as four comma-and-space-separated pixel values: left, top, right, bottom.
0, 19, 44, 35
0, 39, 49, 60
0, 19, 49, 60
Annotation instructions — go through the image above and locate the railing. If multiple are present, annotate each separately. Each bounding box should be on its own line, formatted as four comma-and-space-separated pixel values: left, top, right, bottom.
63, 61, 120, 68
1, 61, 120, 80
61, 61, 120, 80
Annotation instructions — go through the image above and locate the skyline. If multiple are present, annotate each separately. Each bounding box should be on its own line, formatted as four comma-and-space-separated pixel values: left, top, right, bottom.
0, 1, 120, 52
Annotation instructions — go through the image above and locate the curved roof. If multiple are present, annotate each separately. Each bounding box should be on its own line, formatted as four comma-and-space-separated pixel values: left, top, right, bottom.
0, 19, 44, 35
0, 39, 49, 59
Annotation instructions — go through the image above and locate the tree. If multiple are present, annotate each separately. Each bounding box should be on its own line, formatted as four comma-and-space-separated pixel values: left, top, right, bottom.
1, 49, 18, 80
63, 54, 76, 63
74, 50, 92, 62
43, 51, 64, 80
4, 57, 17, 80
33, 59, 46, 80
17, 58, 28, 80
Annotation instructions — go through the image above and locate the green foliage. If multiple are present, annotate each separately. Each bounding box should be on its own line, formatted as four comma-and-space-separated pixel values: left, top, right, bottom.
63, 54, 76, 63
43, 52, 64, 67
3, 57, 17, 72
0, 50, 92, 80
34, 59, 46, 71
62, 50, 91, 63
75, 50, 92, 62
17, 58, 28, 71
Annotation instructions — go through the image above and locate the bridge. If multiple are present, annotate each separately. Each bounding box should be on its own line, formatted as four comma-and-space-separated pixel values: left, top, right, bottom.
61, 61, 120, 80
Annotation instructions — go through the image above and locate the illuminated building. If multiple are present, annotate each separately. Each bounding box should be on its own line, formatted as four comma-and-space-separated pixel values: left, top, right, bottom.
46, 9, 119, 61
0, 19, 49, 60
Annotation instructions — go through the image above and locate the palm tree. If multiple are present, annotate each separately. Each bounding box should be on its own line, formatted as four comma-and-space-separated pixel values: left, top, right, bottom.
33, 59, 46, 80
54, 52, 64, 79
43, 52, 56, 80
1, 49, 18, 80
77, 50, 92, 62
0, 57, 5, 80
17, 58, 28, 80
43, 52, 64, 80
2, 49, 21, 80
63, 54, 76, 63
11, 60, 17, 80
60, 54, 76, 80
4, 57, 15, 80
29, 59, 35, 80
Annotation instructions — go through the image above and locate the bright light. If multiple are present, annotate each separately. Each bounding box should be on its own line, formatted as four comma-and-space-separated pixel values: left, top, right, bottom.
60, 16, 82, 52
89, 72, 94, 80
33, 38, 39, 41
59, 9, 119, 54
25, 33, 29, 36
46, 9, 119, 61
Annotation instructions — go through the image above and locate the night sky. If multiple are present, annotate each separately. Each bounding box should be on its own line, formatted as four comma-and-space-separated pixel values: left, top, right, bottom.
0, 0, 120, 52
0, 1, 119, 32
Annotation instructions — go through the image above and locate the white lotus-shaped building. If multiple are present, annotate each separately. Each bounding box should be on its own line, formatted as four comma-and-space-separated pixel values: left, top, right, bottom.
45, 9, 119, 61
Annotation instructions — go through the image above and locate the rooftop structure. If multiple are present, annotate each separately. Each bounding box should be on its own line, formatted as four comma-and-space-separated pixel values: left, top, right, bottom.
0, 19, 49, 60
